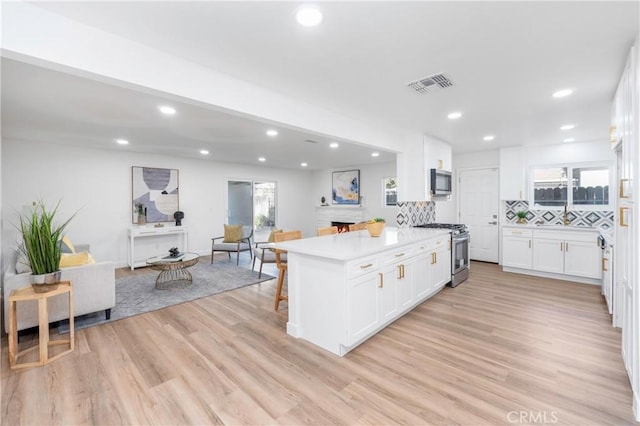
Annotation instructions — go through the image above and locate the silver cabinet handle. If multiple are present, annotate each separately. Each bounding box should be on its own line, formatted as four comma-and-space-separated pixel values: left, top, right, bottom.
488, 221, 498, 225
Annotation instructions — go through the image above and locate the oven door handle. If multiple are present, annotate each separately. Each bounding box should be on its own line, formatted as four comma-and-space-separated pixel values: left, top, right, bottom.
454, 235, 469, 243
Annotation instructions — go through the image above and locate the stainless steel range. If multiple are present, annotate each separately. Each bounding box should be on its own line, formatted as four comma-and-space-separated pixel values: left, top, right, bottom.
415, 223, 469, 287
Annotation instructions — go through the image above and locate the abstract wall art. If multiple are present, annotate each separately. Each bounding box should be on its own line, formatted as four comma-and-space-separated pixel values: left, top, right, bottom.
132, 166, 179, 223
332, 169, 360, 205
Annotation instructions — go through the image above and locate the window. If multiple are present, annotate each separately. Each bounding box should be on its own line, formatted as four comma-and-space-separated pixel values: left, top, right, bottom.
531, 163, 609, 209
383, 177, 397, 207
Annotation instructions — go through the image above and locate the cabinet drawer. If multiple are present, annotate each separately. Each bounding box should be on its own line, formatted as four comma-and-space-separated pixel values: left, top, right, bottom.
382, 246, 414, 265
414, 237, 448, 254
347, 256, 379, 278
534, 229, 599, 243
503, 227, 532, 238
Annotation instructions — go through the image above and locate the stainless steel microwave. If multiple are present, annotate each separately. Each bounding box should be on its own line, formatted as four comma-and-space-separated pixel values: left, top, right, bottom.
430, 169, 452, 195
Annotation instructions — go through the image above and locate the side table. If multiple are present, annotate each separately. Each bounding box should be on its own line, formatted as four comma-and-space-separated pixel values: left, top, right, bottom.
8, 281, 74, 369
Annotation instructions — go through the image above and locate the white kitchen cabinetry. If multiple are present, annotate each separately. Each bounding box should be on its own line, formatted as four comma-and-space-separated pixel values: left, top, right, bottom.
279, 228, 451, 356
414, 238, 450, 298
502, 227, 532, 269
602, 246, 614, 316
499, 146, 526, 200
533, 230, 602, 279
502, 226, 601, 283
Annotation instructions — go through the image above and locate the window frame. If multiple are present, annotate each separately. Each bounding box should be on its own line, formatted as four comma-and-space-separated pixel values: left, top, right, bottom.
528, 161, 612, 211
382, 176, 398, 208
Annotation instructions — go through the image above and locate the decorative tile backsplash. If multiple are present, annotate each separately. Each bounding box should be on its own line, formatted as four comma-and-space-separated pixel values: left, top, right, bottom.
396, 201, 436, 228
504, 200, 614, 229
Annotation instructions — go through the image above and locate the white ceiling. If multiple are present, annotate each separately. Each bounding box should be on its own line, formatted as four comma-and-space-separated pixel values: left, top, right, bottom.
2, 1, 639, 169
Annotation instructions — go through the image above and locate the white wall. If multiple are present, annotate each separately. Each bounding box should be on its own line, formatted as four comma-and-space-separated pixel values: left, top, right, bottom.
524, 140, 614, 166
310, 161, 397, 225
1, 140, 317, 270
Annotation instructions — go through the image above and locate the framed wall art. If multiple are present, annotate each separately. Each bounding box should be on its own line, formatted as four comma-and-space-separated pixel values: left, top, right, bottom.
332, 169, 360, 205
132, 166, 179, 223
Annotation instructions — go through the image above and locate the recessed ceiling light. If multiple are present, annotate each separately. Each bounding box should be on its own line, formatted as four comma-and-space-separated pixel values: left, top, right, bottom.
447, 111, 462, 120
329, 142, 339, 148
483, 135, 495, 141
258, 157, 266, 162
563, 138, 575, 143
158, 105, 176, 115
200, 149, 209, 155
560, 124, 575, 130
115, 138, 129, 145
301, 162, 308, 167
296, 5, 323, 27
371, 152, 380, 157
552, 88, 574, 98
266, 129, 278, 137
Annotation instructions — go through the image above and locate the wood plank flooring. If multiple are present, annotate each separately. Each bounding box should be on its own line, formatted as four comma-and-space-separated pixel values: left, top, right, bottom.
1, 260, 636, 425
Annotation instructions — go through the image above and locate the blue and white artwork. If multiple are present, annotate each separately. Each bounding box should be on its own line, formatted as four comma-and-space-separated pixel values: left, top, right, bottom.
332, 170, 360, 205
132, 166, 179, 223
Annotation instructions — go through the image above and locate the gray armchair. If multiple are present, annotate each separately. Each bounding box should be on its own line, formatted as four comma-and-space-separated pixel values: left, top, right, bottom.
252, 242, 286, 278
211, 225, 253, 265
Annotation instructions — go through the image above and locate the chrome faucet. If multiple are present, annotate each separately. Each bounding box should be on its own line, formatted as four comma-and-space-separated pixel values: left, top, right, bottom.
562, 203, 570, 225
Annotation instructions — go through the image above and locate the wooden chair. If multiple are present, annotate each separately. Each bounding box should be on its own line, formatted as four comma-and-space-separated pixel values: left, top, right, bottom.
348, 222, 368, 231
317, 225, 339, 236
273, 230, 302, 311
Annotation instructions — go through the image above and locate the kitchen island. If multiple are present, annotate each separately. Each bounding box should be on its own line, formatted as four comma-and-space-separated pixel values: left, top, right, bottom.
273, 226, 451, 356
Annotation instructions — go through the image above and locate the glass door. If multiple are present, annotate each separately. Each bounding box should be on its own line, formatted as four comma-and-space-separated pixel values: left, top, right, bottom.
227, 180, 253, 226
226, 180, 277, 241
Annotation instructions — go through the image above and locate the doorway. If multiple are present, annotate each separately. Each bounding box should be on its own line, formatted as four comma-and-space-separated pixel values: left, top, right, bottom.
458, 168, 500, 263
226, 180, 277, 241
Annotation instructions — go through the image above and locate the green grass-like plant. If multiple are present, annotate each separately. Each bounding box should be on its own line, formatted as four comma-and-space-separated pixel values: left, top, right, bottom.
516, 210, 527, 219
19, 201, 76, 275
370, 217, 386, 223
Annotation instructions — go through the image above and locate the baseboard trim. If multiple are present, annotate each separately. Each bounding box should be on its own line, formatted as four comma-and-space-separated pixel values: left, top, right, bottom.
502, 266, 600, 285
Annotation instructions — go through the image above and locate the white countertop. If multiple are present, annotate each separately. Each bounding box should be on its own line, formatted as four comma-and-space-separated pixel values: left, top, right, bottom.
272, 226, 450, 261
503, 223, 600, 233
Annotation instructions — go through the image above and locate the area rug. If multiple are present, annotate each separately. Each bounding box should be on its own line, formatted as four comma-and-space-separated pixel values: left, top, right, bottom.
58, 261, 274, 332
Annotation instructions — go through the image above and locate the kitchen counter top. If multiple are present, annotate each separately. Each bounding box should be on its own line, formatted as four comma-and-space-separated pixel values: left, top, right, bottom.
272, 226, 450, 262
503, 223, 600, 232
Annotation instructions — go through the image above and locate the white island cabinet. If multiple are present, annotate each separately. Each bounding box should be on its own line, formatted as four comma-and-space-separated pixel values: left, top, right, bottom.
273, 227, 450, 356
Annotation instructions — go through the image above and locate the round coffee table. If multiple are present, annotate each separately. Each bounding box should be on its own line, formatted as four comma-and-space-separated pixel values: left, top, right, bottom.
146, 252, 199, 290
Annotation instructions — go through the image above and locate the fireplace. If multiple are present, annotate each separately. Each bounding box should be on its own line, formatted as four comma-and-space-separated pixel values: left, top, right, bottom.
331, 221, 354, 233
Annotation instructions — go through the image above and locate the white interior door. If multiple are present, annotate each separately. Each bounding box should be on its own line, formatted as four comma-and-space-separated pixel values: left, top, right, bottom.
458, 168, 500, 263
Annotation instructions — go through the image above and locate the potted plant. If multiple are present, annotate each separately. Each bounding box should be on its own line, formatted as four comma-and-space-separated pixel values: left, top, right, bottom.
366, 217, 386, 237
135, 202, 147, 225
19, 200, 76, 289
516, 210, 528, 224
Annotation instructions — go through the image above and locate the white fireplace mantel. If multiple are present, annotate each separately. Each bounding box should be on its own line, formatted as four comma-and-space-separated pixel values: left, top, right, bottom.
316, 206, 367, 228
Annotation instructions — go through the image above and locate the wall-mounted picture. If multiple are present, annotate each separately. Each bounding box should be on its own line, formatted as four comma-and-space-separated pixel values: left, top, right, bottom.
132, 166, 179, 223
332, 169, 360, 205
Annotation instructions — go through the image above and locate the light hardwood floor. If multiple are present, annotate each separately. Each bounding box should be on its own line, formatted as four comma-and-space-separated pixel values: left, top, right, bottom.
1, 260, 636, 425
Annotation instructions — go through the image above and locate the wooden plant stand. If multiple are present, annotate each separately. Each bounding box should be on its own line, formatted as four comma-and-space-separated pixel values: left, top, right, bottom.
8, 281, 74, 369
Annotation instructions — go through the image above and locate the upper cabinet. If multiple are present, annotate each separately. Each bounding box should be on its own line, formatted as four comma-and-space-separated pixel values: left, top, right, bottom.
499, 146, 526, 200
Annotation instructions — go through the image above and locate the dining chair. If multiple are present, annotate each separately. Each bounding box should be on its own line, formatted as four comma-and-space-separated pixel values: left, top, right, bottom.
348, 222, 368, 231
273, 230, 302, 311
317, 225, 339, 236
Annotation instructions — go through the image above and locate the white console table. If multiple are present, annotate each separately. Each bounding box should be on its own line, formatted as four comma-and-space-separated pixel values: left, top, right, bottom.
128, 226, 189, 270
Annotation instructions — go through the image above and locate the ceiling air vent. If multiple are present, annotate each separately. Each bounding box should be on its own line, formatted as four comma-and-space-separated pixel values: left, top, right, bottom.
407, 73, 454, 94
